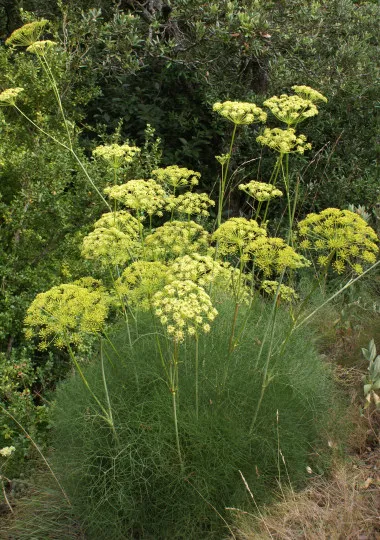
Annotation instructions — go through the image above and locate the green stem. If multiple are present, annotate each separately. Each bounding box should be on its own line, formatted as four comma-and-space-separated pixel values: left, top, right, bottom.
217, 124, 237, 229
262, 155, 282, 225
249, 301, 278, 435
66, 341, 112, 425
0, 402, 71, 507
293, 259, 380, 332
195, 334, 199, 420
100, 339, 118, 442
171, 342, 184, 472
14, 106, 111, 210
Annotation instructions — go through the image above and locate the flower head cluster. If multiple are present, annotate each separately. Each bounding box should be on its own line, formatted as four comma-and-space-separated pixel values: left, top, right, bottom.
152, 165, 201, 191
212, 218, 267, 261
298, 208, 378, 274
263, 94, 318, 126
292, 85, 327, 103
213, 101, 267, 125
0, 446, 15, 457
215, 154, 230, 166
260, 280, 298, 302
248, 237, 310, 276
167, 192, 215, 217
152, 280, 218, 342
145, 221, 210, 261
104, 180, 166, 217
82, 210, 141, 266
24, 282, 110, 349
238, 180, 283, 202
26, 40, 57, 55
0, 87, 24, 107
5, 20, 48, 47
93, 143, 141, 168
115, 261, 169, 311
257, 128, 311, 154
169, 254, 232, 288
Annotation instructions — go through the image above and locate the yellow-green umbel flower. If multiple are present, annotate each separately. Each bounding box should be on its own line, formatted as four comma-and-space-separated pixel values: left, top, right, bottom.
215, 154, 230, 166
260, 280, 298, 302
93, 143, 141, 168
145, 221, 210, 261
115, 261, 170, 311
213, 101, 267, 125
257, 128, 312, 154
212, 217, 267, 262
292, 85, 327, 104
0, 88, 24, 107
167, 192, 215, 217
169, 254, 232, 288
238, 180, 283, 202
248, 237, 310, 276
0, 446, 16, 457
263, 94, 318, 126
26, 40, 57, 54
104, 179, 166, 218
298, 208, 379, 275
5, 20, 49, 47
82, 210, 141, 266
152, 280, 218, 342
152, 165, 201, 191
24, 282, 110, 350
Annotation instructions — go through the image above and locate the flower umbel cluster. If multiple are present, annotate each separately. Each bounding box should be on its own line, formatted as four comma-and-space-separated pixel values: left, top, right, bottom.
152, 280, 218, 342
0, 446, 15, 457
167, 192, 215, 217
257, 128, 312, 154
93, 143, 141, 168
238, 181, 283, 202
104, 180, 166, 218
292, 85, 328, 104
82, 211, 141, 266
24, 282, 110, 349
5, 20, 48, 47
298, 208, 379, 274
145, 221, 210, 261
0, 88, 24, 107
260, 280, 298, 302
26, 40, 57, 55
263, 94, 318, 126
248, 237, 310, 276
152, 165, 200, 191
169, 254, 232, 288
213, 101, 267, 125
115, 261, 169, 311
213, 218, 267, 261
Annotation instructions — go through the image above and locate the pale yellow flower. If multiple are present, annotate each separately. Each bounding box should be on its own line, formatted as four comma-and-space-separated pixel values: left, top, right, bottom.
152, 280, 218, 342
257, 128, 312, 154
292, 85, 327, 103
213, 101, 267, 125
6, 20, 49, 47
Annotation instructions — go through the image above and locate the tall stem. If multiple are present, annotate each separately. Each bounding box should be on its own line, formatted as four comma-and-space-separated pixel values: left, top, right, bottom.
195, 334, 199, 420
66, 341, 112, 426
100, 339, 118, 442
217, 124, 237, 229
249, 301, 278, 435
262, 155, 282, 225
171, 341, 184, 472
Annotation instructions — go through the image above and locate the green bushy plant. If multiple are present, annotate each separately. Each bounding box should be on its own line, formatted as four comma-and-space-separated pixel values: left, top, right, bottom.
51, 298, 340, 539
